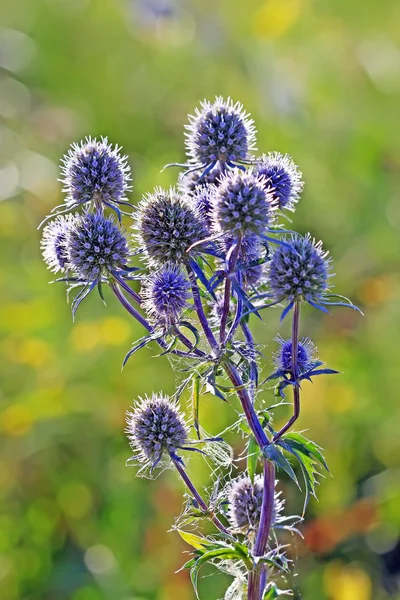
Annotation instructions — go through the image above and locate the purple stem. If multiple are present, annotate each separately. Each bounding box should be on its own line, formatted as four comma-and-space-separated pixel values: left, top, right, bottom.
247, 460, 276, 599
220, 233, 242, 344
273, 300, 301, 443
186, 265, 218, 351
172, 458, 232, 537
223, 361, 269, 450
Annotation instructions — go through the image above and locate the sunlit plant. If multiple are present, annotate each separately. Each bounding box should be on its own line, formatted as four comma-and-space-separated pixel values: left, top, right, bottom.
40, 97, 361, 600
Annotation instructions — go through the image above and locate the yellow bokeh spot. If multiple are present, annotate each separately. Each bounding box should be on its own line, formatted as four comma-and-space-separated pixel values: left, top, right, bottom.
1, 404, 32, 437
16, 338, 53, 368
253, 0, 303, 38
324, 561, 372, 600
58, 482, 93, 520
100, 316, 131, 346
70, 321, 101, 353
326, 383, 355, 414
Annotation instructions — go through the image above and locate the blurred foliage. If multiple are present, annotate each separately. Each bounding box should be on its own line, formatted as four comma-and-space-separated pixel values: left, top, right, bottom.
0, 0, 399, 598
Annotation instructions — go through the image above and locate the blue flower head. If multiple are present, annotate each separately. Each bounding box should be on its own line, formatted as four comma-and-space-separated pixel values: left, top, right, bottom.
66, 212, 130, 282
185, 97, 257, 171
136, 187, 207, 266
41, 214, 75, 273
268, 234, 332, 310
190, 185, 217, 231
274, 334, 317, 375
221, 233, 268, 290
212, 170, 275, 236
227, 475, 282, 533
254, 152, 303, 211
142, 264, 191, 327
126, 393, 189, 473
60, 137, 131, 215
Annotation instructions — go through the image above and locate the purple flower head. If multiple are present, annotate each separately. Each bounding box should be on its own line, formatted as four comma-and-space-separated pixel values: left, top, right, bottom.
222, 233, 268, 290
60, 136, 131, 211
185, 97, 257, 169
274, 334, 317, 374
254, 152, 303, 211
136, 187, 207, 266
141, 264, 191, 327
178, 163, 225, 196
66, 212, 130, 281
41, 214, 75, 273
126, 393, 188, 472
227, 475, 282, 533
268, 234, 332, 307
190, 185, 217, 231
212, 169, 275, 236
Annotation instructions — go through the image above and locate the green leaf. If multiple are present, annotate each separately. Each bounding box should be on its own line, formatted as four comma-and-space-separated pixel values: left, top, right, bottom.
282, 433, 329, 471
190, 547, 249, 599
247, 436, 261, 484
263, 444, 299, 486
177, 530, 212, 551
263, 583, 291, 598
278, 440, 320, 514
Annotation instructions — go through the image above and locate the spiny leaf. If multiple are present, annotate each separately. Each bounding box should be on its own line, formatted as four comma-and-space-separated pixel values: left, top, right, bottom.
177, 530, 212, 551
191, 376, 201, 439
281, 433, 329, 471
263, 444, 299, 486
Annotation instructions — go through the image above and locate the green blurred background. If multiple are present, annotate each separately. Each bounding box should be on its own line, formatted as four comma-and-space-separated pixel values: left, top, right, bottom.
0, 0, 399, 598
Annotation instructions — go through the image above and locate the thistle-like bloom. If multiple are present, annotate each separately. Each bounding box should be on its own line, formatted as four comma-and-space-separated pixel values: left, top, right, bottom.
141, 264, 191, 327
41, 214, 75, 273
227, 476, 283, 533
66, 212, 130, 281
190, 185, 217, 231
273, 334, 317, 375
60, 137, 131, 214
185, 97, 257, 170
212, 170, 275, 236
126, 393, 189, 472
254, 152, 303, 211
136, 187, 207, 266
268, 234, 332, 311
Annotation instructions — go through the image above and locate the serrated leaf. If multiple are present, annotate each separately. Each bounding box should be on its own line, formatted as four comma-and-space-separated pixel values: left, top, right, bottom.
282, 433, 329, 471
191, 376, 201, 439
190, 548, 249, 599
263, 444, 299, 486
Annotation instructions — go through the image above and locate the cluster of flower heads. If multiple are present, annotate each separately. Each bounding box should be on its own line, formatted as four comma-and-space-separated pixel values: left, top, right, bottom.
39, 96, 360, 600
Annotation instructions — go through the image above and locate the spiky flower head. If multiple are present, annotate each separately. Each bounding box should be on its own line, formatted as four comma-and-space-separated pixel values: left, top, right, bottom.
178, 163, 225, 195
141, 264, 191, 327
190, 185, 217, 231
254, 152, 303, 211
65, 212, 130, 281
126, 393, 188, 472
212, 170, 275, 236
221, 233, 268, 290
274, 334, 317, 374
136, 187, 207, 266
185, 97, 257, 168
60, 136, 131, 209
41, 214, 75, 273
227, 476, 282, 533
268, 234, 332, 307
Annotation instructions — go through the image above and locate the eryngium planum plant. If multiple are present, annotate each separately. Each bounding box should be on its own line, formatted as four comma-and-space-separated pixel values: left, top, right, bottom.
39, 97, 362, 600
